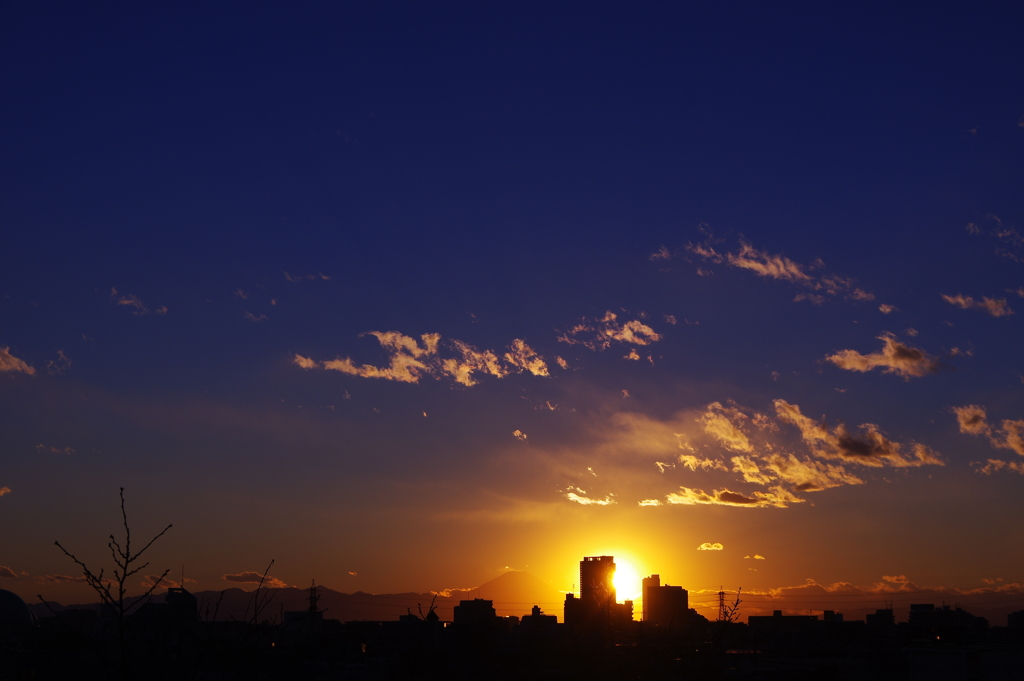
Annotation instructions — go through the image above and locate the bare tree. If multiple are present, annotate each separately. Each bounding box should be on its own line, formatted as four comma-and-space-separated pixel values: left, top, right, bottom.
51, 487, 172, 679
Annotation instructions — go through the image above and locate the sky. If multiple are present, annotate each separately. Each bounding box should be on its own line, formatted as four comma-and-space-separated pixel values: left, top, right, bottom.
2, 2, 1024, 622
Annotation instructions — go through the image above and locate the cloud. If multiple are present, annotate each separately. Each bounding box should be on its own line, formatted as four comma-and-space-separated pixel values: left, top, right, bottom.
46, 350, 71, 375
0, 487, 10, 497
825, 332, 939, 379
304, 332, 552, 387
283, 271, 330, 282
638, 499, 662, 506
678, 454, 727, 471
512, 430, 528, 442
954, 405, 1024, 459
110, 287, 164, 315
222, 571, 289, 588
697, 542, 724, 551
503, 339, 549, 376
141, 574, 196, 590
0, 566, 16, 578
879, 304, 898, 314
686, 237, 871, 302
700, 402, 753, 452
975, 459, 1024, 475
36, 444, 75, 455
665, 486, 802, 508
292, 354, 318, 369
562, 486, 616, 505
0, 347, 35, 375
942, 294, 1013, 317
649, 246, 672, 261
40, 574, 89, 584
557, 311, 661, 350
953, 405, 991, 436
774, 399, 943, 468
244, 312, 268, 322
757, 452, 863, 491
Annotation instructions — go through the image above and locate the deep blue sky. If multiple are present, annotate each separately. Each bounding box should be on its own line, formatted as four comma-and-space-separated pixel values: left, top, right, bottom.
2, 2, 1023, 618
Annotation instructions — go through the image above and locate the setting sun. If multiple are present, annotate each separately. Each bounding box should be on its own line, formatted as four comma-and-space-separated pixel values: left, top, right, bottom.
613, 560, 641, 602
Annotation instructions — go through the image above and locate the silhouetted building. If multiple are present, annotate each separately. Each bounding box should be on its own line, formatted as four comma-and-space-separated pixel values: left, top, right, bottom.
641, 574, 688, 628
454, 598, 496, 625
581, 555, 617, 610
1009, 610, 1024, 628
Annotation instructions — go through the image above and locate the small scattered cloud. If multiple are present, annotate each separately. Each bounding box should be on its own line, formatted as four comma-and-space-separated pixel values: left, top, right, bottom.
45, 350, 71, 375
879, 304, 898, 314
110, 287, 164, 315
40, 574, 89, 584
303, 333, 551, 387
0, 487, 10, 497
36, 444, 75, 455
244, 312, 268, 322
966, 215, 1023, 262
744, 554, 766, 560
677, 454, 727, 471
0, 566, 16, 578
954, 405, 1024, 459
557, 311, 661, 351
512, 429, 528, 442
638, 499, 662, 506
222, 571, 290, 588
663, 314, 677, 325
697, 542, 724, 551
942, 293, 1013, 317
234, 289, 248, 299
974, 459, 1024, 475
649, 246, 672, 261
825, 332, 940, 379
562, 486, 616, 505
686, 236, 871, 303
283, 271, 330, 282
0, 347, 35, 375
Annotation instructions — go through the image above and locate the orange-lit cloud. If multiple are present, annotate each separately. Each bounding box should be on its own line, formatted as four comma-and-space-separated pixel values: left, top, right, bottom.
562, 486, 616, 505
953, 404, 1024, 462
697, 542, 724, 551
222, 571, 290, 588
557, 311, 661, 350
0, 487, 10, 498
512, 430, 528, 442
975, 459, 1024, 475
665, 486, 801, 508
0, 347, 35, 375
0, 566, 16, 578
685, 237, 872, 302
141, 574, 197, 590
700, 402, 754, 453
678, 454, 727, 471
825, 332, 939, 379
942, 293, 1013, 317
503, 339, 549, 376
244, 312, 268, 322
110, 287, 164, 315
301, 333, 552, 387
774, 399, 943, 468
39, 574, 89, 584
638, 499, 662, 506
879, 303, 898, 314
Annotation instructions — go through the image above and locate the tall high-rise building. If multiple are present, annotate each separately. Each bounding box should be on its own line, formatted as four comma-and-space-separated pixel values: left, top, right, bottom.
642, 574, 688, 628
580, 555, 616, 610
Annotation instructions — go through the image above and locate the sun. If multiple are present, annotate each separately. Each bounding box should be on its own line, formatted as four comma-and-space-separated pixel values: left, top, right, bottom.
613, 559, 642, 601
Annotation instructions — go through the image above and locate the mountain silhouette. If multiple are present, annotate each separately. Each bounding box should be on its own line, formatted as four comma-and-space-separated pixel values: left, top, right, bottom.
470, 570, 565, 618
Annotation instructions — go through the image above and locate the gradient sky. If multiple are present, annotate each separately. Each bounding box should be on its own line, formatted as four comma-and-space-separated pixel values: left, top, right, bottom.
3, 3, 1024, 620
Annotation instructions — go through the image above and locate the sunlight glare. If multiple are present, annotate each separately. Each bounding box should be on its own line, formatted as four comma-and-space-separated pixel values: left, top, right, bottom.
613, 559, 641, 601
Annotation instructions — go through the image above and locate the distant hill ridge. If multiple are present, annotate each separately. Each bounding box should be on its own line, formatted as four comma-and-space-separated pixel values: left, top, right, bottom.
31, 570, 567, 623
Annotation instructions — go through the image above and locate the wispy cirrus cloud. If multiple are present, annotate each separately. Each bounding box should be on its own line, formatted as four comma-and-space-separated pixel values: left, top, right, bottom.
0, 347, 35, 375
941, 293, 1013, 317
825, 332, 940, 379
774, 399, 942, 468
680, 235, 873, 303
557, 311, 661, 350
967, 214, 1023, 262
0, 566, 17, 578
294, 332, 550, 387
36, 444, 75, 455
110, 287, 166, 315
